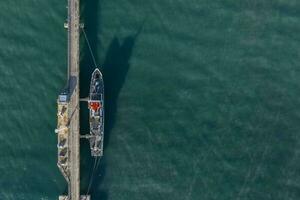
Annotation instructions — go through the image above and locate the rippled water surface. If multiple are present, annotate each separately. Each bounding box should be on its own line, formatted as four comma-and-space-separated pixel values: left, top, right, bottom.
1, 1, 300, 200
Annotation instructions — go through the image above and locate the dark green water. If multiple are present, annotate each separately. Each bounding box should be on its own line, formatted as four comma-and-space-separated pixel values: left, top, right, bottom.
1, 0, 300, 199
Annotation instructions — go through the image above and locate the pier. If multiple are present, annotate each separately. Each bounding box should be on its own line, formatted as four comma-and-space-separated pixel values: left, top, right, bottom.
56, 0, 90, 199
66, 0, 81, 199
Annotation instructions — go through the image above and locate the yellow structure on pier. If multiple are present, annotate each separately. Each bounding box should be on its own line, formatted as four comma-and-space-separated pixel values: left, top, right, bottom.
56, 94, 70, 182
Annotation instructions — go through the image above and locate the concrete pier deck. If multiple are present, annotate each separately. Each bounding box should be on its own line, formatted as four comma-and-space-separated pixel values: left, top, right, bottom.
67, 0, 80, 199
56, 0, 89, 199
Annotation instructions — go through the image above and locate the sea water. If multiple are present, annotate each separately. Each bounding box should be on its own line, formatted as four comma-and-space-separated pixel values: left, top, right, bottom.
0, 0, 300, 200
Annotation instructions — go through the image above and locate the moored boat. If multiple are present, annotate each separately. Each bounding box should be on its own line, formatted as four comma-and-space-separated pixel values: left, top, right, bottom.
88, 68, 104, 157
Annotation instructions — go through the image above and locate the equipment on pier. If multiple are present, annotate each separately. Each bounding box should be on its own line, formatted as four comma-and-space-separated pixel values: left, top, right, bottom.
56, 91, 70, 182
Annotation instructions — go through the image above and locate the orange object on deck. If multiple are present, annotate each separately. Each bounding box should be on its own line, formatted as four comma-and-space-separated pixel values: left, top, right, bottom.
89, 101, 101, 111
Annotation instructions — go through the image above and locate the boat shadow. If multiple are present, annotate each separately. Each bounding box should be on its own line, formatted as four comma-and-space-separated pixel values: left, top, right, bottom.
91, 34, 138, 199
79, 35, 138, 199
79, 1, 143, 199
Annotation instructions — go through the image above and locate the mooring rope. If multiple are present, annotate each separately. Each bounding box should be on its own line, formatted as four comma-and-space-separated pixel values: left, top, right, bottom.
83, 156, 100, 199
80, 26, 102, 199
81, 27, 98, 69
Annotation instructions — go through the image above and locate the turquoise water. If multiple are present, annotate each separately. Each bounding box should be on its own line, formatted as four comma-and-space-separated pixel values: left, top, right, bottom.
1, 0, 300, 199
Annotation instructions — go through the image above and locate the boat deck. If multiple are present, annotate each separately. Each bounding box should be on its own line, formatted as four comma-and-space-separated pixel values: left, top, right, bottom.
58, 195, 90, 200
